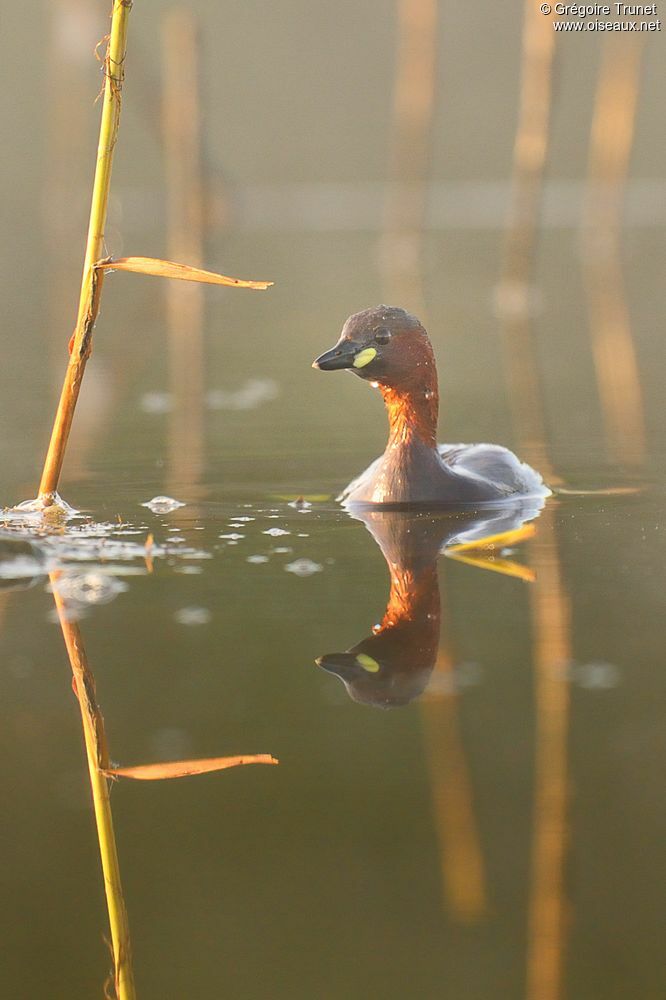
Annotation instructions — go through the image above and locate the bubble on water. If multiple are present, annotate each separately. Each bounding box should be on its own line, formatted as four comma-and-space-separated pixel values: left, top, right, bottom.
174, 606, 211, 626
6, 493, 80, 523
232, 516, 255, 522
570, 661, 621, 690
142, 496, 186, 514
0, 535, 48, 586
285, 558, 323, 577
167, 535, 185, 543
140, 391, 173, 414
272, 547, 292, 554
173, 565, 203, 575
247, 555, 269, 564
288, 498, 312, 511
263, 528, 290, 537
50, 572, 129, 606
206, 378, 279, 411
45, 535, 165, 564
220, 533, 244, 541
174, 548, 212, 560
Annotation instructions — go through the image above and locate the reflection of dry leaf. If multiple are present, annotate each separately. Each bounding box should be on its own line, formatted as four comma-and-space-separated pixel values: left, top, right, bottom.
103, 754, 278, 780
445, 550, 535, 583
447, 523, 536, 554
96, 257, 272, 289
144, 533, 154, 574
445, 523, 536, 582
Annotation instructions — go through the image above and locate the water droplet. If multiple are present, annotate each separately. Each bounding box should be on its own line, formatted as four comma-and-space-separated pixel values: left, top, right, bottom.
263, 527, 290, 537
220, 533, 244, 540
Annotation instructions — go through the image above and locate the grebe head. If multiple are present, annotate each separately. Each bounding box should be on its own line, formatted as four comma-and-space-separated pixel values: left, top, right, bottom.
312, 305, 435, 390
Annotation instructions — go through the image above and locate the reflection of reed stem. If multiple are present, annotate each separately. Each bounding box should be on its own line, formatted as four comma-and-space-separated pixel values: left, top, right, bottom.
381, 0, 438, 315
420, 648, 487, 923
525, 512, 571, 1000
582, 35, 646, 467
39, 0, 132, 501
496, 7, 570, 999
162, 8, 206, 491
51, 574, 135, 1000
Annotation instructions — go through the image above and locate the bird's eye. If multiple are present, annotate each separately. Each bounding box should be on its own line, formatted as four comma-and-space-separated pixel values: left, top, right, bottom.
374, 327, 391, 345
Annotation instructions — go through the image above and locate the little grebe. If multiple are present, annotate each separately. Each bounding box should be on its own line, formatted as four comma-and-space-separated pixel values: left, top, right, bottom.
313, 305, 550, 507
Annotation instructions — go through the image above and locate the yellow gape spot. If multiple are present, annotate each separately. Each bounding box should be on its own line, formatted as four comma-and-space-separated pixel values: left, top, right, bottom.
353, 347, 377, 368
356, 653, 380, 673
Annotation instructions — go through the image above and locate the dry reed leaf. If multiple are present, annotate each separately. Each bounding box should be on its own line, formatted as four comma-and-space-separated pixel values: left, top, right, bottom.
103, 754, 278, 780
96, 257, 272, 289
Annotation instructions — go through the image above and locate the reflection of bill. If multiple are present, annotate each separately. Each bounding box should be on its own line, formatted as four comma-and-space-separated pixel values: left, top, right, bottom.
316, 499, 543, 708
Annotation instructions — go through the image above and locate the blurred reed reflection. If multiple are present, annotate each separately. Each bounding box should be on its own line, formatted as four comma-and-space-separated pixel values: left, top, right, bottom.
317, 500, 543, 709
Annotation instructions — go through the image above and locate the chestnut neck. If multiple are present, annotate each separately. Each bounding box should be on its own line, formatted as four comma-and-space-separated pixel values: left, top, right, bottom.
378, 367, 439, 451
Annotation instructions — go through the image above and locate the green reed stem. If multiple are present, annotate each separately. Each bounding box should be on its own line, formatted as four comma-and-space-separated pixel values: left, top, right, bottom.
39, 1, 132, 501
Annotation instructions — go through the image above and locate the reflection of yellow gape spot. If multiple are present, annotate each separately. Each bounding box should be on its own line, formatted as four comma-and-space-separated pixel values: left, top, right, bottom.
356, 653, 380, 672
353, 347, 377, 369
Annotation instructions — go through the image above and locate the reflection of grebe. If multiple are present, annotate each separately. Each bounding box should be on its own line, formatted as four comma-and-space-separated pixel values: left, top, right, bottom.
316, 501, 544, 708
313, 306, 550, 508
